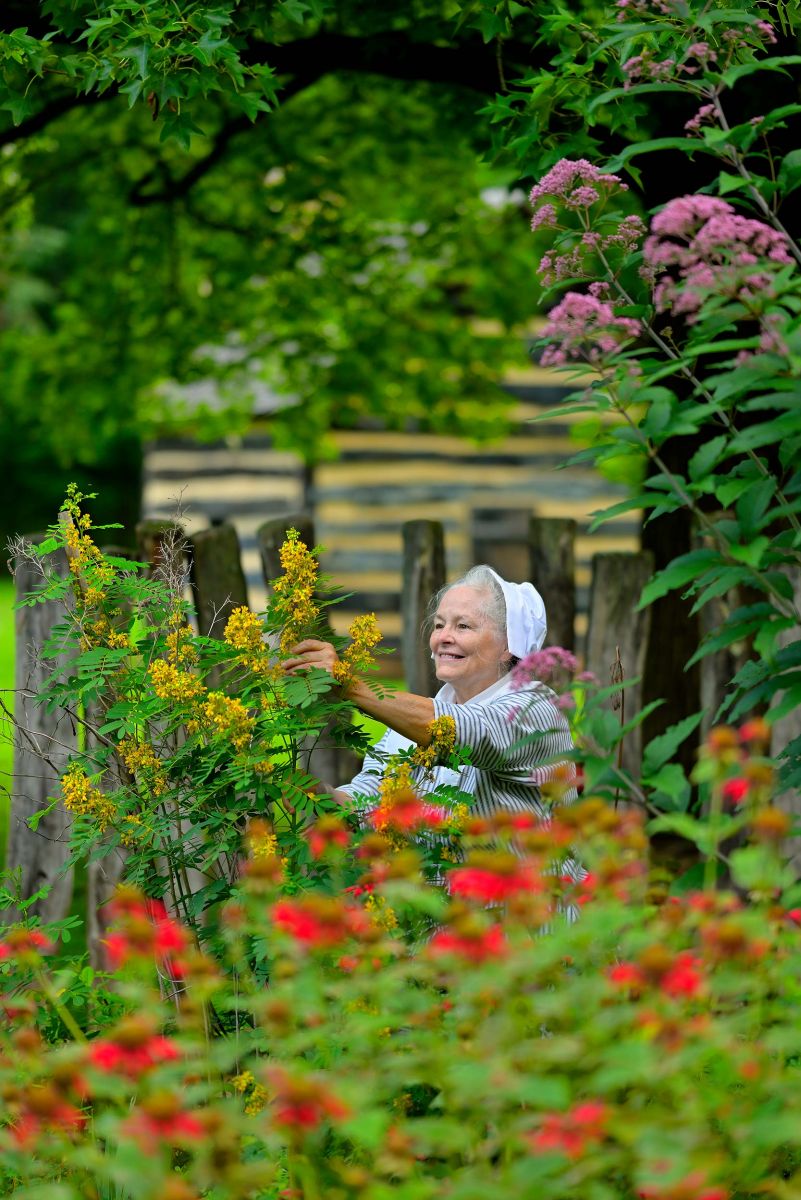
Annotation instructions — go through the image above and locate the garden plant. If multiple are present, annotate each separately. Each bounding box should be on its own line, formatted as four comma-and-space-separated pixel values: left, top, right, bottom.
2, 0, 801, 1195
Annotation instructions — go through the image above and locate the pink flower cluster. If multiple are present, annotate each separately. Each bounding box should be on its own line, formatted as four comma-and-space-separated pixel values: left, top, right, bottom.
615, 0, 681, 18
643, 195, 793, 318
622, 54, 675, 87
684, 103, 716, 133
530, 159, 627, 215
538, 293, 641, 368
510, 646, 579, 688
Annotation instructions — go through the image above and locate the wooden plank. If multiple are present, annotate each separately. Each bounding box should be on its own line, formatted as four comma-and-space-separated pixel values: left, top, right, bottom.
401, 521, 445, 697
586, 552, 654, 780
5, 541, 76, 925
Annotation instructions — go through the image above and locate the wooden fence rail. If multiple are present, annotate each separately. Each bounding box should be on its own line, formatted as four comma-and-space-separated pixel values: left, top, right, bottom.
5, 509, 659, 937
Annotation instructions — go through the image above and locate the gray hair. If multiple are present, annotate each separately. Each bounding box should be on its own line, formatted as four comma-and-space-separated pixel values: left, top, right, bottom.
428, 565, 519, 672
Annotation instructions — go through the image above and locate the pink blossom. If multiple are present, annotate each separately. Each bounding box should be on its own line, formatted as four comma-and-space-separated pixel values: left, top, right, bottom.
566, 186, 602, 209
756, 19, 776, 43
529, 159, 627, 207
538, 292, 641, 367
644, 195, 792, 318
685, 103, 716, 133
530, 202, 558, 232
511, 646, 579, 688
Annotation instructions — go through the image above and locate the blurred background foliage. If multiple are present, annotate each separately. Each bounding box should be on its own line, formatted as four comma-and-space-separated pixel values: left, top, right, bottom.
1, 0, 798, 547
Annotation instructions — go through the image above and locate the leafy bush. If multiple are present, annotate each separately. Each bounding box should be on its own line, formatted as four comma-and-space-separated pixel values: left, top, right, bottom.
2, 728, 801, 1199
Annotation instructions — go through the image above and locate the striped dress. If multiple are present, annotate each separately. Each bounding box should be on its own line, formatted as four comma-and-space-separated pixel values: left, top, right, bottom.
339, 675, 581, 879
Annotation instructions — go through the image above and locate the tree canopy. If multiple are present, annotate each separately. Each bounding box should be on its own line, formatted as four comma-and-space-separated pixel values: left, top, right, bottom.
1, 0, 798, 533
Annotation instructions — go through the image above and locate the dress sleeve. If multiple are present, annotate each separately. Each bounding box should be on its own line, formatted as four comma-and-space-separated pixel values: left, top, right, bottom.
336, 730, 394, 801
432, 685, 573, 785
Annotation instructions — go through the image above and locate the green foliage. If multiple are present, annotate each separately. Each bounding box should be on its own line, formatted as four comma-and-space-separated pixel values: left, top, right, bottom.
2, 766, 800, 1197
519, 0, 801, 788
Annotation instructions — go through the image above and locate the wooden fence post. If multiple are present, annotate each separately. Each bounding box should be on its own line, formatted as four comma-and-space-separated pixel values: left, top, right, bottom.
257, 513, 358, 787
471, 507, 530, 582
401, 520, 445, 696
528, 516, 576, 652
189, 522, 249, 639
5, 542, 76, 924
585, 551, 654, 780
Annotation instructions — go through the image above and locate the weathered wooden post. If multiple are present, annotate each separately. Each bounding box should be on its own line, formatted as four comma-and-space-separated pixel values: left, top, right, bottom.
471, 507, 530, 582
401, 520, 445, 697
5, 542, 77, 924
189, 522, 249, 639
585, 551, 654, 780
528, 516, 576, 652
257, 513, 358, 786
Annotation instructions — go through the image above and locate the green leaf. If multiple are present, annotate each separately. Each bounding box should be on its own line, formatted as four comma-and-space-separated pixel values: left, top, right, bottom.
642, 712, 703, 775
687, 436, 727, 481
729, 537, 770, 567
644, 762, 690, 807
721, 54, 801, 88
778, 148, 801, 197
603, 137, 708, 172
638, 549, 719, 608
28, 796, 60, 832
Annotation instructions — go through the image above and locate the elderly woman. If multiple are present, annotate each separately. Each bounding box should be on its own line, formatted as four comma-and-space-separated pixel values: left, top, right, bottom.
284, 565, 575, 822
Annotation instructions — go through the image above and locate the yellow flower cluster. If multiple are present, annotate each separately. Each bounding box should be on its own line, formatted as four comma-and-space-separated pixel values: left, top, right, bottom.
247, 818, 279, 859
202, 691, 254, 752
273, 528, 320, 655
224, 606, 265, 654
333, 613, 382, 685
149, 659, 207, 704
60, 762, 115, 830
379, 759, 415, 805
62, 490, 115, 603
232, 1071, 268, 1116
81, 616, 131, 652
165, 624, 199, 666
364, 890, 399, 932
117, 739, 167, 797
412, 715, 457, 770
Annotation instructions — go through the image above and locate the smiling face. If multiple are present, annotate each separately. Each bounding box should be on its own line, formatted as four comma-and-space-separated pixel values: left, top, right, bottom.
429, 585, 509, 703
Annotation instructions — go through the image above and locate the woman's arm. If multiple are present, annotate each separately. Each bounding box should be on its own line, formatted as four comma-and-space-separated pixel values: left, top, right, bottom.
282, 639, 435, 745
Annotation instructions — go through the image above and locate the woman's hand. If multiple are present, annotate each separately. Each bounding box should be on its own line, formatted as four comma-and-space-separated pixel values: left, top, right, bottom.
282, 639, 341, 680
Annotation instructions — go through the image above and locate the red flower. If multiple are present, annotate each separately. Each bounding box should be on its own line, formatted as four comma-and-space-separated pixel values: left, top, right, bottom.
272, 897, 371, 949
528, 1100, 609, 1159
8, 1085, 86, 1147
661, 951, 703, 998
121, 1094, 204, 1150
87, 1016, 180, 1078
368, 794, 447, 834
0, 928, 54, 962
265, 1066, 349, 1134
722, 777, 749, 807
306, 816, 351, 859
428, 925, 507, 962
608, 962, 644, 990
449, 863, 539, 903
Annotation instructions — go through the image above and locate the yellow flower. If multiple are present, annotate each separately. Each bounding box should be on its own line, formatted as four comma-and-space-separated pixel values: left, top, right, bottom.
364, 891, 399, 932
149, 659, 206, 704
60, 762, 115, 831
272, 528, 320, 654
412, 715, 457, 770
224, 606, 265, 653
247, 818, 279, 859
117, 739, 167, 797
232, 1071, 268, 1115
333, 613, 382, 685
165, 625, 199, 666
201, 691, 254, 751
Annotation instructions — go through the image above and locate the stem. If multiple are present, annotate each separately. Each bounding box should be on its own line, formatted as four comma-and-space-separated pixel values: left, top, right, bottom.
34, 967, 88, 1043
711, 93, 801, 268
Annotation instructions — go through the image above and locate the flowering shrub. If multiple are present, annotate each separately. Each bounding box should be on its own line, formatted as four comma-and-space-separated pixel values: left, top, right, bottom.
521, 0, 801, 801
2, 726, 801, 1197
